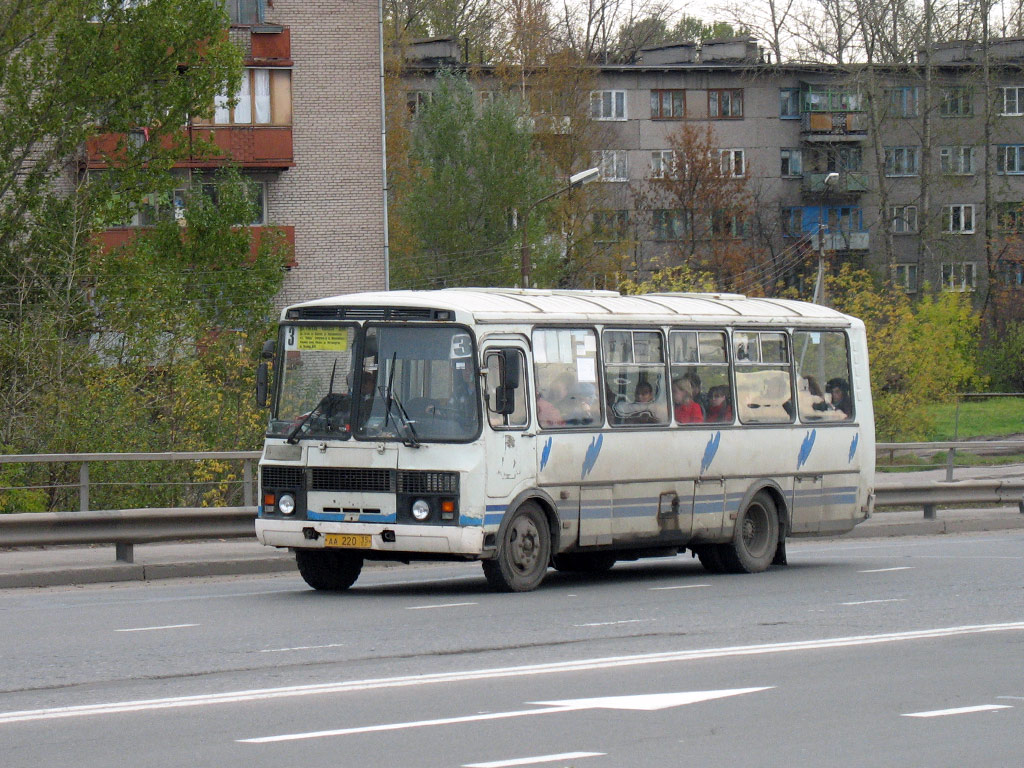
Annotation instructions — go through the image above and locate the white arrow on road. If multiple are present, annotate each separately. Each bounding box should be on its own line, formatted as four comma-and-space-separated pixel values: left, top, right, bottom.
238, 687, 773, 744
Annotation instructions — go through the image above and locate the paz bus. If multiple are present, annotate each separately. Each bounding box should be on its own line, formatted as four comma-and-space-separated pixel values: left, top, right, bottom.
255, 289, 875, 592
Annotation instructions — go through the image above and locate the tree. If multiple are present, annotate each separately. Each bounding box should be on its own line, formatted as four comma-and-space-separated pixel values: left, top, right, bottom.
389, 70, 554, 288
632, 122, 778, 292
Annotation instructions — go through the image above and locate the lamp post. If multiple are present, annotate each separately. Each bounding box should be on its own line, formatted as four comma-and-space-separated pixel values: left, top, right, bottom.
519, 167, 600, 289
813, 171, 839, 305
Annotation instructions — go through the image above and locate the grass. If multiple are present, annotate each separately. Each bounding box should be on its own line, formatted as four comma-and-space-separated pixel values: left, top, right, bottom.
922, 397, 1024, 441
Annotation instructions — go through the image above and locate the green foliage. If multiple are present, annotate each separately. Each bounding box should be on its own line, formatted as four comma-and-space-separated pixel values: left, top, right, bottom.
825, 266, 982, 440
923, 397, 1024, 440
980, 322, 1024, 392
618, 263, 717, 295
390, 69, 553, 288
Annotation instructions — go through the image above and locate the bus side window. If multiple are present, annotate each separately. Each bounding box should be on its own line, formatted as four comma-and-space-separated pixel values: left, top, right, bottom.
531, 328, 601, 429
604, 329, 670, 426
793, 330, 854, 421
669, 330, 730, 424
735, 331, 793, 424
484, 349, 528, 429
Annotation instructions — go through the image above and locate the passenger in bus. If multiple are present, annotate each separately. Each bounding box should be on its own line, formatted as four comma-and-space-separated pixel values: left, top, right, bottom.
826, 377, 853, 419
536, 375, 571, 428
672, 378, 704, 424
613, 380, 660, 424
683, 371, 707, 416
705, 385, 733, 423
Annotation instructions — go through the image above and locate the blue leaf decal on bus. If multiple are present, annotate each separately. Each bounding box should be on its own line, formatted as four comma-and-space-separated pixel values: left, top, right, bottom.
540, 436, 552, 471
581, 434, 603, 478
797, 429, 816, 469
700, 431, 721, 475
849, 433, 859, 463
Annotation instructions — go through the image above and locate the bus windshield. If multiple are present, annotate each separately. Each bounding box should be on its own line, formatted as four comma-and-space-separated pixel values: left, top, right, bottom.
269, 324, 358, 440
355, 325, 480, 442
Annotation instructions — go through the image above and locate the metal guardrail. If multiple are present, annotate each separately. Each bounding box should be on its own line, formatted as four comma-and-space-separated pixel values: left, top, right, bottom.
1, 446, 1022, 563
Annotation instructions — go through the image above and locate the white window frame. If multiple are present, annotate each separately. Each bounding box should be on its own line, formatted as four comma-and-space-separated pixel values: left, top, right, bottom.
941, 262, 977, 292
1002, 86, 1024, 116
996, 145, 1024, 174
780, 148, 802, 177
591, 90, 626, 121
779, 88, 800, 118
650, 150, 678, 179
892, 263, 918, 293
942, 204, 975, 234
884, 146, 919, 177
890, 205, 918, 234
407, 90, 432, 115
594, 150, 628, 182
720, 148, 745, 177
939, 146, 974, 175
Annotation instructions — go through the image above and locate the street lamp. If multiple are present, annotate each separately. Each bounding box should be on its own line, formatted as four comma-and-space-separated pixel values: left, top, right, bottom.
519, 167, 601, 289
813, 171, 840, 305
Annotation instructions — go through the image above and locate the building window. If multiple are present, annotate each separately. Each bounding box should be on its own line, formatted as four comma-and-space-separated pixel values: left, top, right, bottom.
592, 210, 629, 241
999, 262, 1024, 286
821, 146, 862, 172
941, 262, 977, 291
779, 88, 800, 118
803, 86, 862, 112
781, 207, 804, 236
890, 205, 918, 234
650, 89, 684, 119
591, 90, 626, 120
650, 150, 679, 179
207, 68, 291, 126
709, 89, 743, 119
780, 148, 802, 177
892, 264, 918, 293
594, 150, 628, 181
1002, 86, 1024, 116
884, 146, 919, 177
940, 146, 974, 175
885, 87, 919, 117
653, 209, 689, 240
720, 149, 745, 177
225, 0, 264, 25
997, 202, 1024, 233
406, 91, 432, 115
996, 145, 1024, 174
942, 204, 975, 234
939, 87, 972, 116
712, 211, 746, 238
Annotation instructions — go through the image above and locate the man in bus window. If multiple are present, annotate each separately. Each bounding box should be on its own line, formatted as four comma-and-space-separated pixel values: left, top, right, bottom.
826, 378, 853, 419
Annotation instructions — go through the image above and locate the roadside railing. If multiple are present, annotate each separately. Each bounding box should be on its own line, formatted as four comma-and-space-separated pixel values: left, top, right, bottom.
0, 445, 1022, 563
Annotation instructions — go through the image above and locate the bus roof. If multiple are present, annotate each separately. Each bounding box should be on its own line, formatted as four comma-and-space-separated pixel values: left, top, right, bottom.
284, 289, 856, 326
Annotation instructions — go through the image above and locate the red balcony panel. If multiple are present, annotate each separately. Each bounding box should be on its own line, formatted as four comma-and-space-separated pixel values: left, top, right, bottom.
95, 228, 140, 252
185, 126, 293, 168
250, 27, 292, 65
251, 225, 296, 266
96, 225, 295, 267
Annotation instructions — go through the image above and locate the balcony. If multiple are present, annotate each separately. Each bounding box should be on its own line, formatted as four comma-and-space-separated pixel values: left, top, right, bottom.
95, 225, 296, 264
800, 112, 867, 141
810, 230, 870, 251
803, 172, 870, 194
85, 125, 293, 170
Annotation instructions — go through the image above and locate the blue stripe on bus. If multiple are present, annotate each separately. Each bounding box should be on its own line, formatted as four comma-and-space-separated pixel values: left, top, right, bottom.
307, 510, 397, 523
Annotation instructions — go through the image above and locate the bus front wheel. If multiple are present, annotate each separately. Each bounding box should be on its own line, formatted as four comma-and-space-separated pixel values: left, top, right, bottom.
482, 502, 551, 592
722, 491, 779, 573
295, 549, 363, 591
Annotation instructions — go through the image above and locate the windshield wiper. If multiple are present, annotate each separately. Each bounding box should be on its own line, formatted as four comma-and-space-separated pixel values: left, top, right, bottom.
286, 358, 338, 444
380, 354, 420, 448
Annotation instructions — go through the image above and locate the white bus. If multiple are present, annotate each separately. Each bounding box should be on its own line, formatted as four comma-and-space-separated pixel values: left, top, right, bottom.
256, 289, 875, 592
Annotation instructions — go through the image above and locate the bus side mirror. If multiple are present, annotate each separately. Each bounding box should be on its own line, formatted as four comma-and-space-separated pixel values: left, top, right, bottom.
256, 362, 269, 408
494, 349, 520, 415
261, 339, 276, 360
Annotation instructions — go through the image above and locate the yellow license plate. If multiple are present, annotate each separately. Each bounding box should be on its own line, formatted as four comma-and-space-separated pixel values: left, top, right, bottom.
324, 533, 372, 549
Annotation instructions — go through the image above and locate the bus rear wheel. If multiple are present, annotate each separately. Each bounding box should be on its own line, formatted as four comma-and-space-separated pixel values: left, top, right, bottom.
295, 549, 363, 591
721, 491, 779, 574
482, 502, 551, 592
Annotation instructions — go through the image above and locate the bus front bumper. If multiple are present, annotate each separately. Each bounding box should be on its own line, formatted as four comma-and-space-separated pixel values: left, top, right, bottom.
256, 519, 487, 557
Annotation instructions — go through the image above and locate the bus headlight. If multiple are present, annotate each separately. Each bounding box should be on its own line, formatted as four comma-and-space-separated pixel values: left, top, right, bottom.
278, 493, 296, 515
411, 499, 431, 521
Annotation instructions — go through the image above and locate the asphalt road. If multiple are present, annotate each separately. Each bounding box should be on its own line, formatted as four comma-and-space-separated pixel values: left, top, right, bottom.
1, 531, 1022, 768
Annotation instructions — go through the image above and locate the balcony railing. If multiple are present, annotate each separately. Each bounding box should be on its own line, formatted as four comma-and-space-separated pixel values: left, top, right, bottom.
800, 111, 868, 140
803, 172, 870, 194
810, 230, 870, 251
84, 125, 294, 170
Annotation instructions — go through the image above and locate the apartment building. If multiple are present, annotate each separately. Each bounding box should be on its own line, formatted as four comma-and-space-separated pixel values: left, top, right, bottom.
403, 36, 1024, 301
88, 0, 388, 306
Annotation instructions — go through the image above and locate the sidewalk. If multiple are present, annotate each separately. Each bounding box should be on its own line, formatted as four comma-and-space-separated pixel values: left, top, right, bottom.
1, 506, 1022, 589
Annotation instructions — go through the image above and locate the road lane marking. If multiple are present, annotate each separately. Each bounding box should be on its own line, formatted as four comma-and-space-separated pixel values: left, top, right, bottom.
259, 643, 346, 653
574, 619, 649, 627
2, 622, 1022, 725
859, 567, 913, 573
903, 704, 1012, 718
463, 752, 604, 767
650, 584, 710, 591
114, 624, 198, 633
840, 599, 906, 606
406, 602, 478, 610
238, 689, 772, 743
